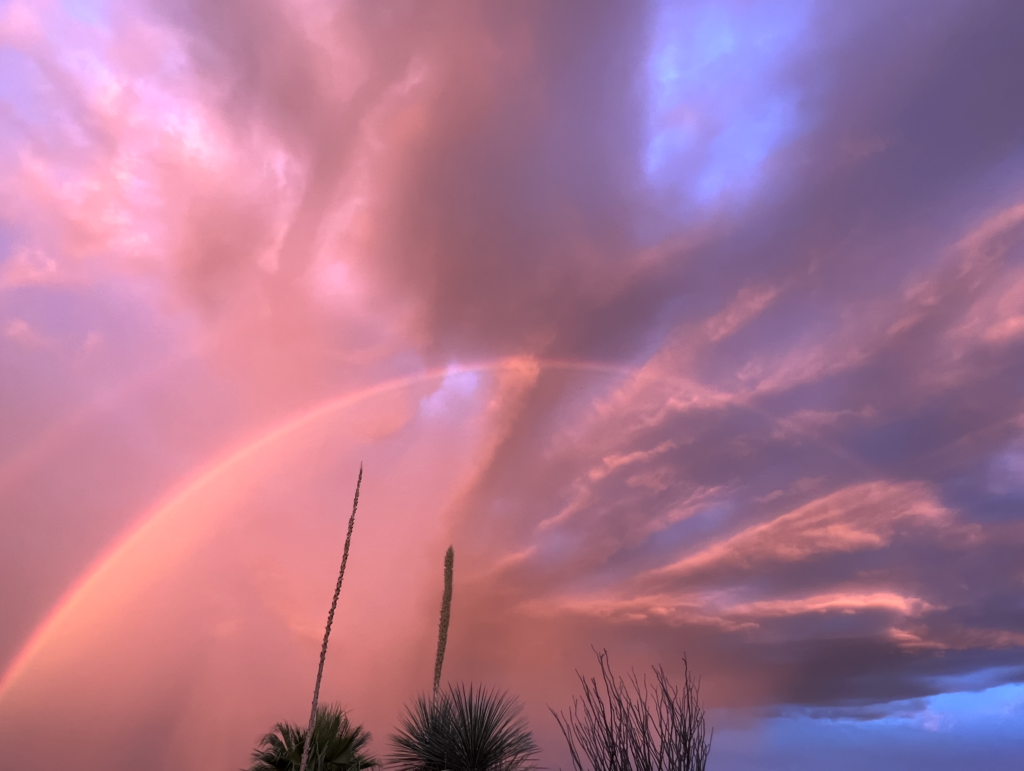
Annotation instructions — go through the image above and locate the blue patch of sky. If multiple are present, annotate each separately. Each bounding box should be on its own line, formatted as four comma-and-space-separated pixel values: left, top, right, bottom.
0, 221, 13, 263
713, 682, 1024, 770
925, 664, 1024, 699
0, 271, 184, 354
989, 442, 1024, 498
645, 0, 811, 208
0, 0, 113, 147
418, 366, 481, 418
58, 0, 109, 27
637, 499, 735, 560
0, 48, 50, 137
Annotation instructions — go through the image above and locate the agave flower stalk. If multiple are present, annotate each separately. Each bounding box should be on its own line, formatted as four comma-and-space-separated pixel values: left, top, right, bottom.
299, 465, 364, 771
433, 545, 454, 695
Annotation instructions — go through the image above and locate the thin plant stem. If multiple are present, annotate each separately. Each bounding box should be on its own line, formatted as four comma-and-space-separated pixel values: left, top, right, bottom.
551, 648, 712, 771
299, 464, 364, 771
433, 545, 454, 695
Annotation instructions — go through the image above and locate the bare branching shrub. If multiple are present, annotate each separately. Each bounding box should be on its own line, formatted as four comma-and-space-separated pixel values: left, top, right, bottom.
551, 649, 711, 771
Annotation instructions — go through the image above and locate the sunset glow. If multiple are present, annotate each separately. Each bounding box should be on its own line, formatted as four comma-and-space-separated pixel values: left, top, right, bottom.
2, 1, 1023, 769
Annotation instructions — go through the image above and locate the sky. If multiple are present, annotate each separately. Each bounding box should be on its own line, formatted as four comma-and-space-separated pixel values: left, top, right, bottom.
1, 0, 1023, 769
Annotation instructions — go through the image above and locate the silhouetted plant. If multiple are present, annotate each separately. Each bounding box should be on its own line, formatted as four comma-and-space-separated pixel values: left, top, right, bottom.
388, 683, 539, 771
551, 648, 711, 771
247, 703, 378, 771
433, 545, 454, 695
391, 545, 538, 771
300, 465, 364, 771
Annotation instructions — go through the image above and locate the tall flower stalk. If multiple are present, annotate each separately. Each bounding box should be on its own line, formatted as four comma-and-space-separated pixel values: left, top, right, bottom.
299, 465, 364, 771
433, 545, 454, 694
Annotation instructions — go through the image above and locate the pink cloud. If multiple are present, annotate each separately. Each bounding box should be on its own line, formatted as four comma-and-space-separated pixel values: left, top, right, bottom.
3, 317, 51, 347
651, 481, 949, 579
725, 591, 937, 619
704, 283, 782, 342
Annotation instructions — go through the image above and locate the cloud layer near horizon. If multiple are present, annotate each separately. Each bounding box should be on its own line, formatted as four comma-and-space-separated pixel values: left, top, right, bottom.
1, 1, 1024, 769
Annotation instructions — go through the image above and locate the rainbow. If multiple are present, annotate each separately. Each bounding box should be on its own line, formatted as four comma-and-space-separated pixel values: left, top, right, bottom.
0, 355, 862, 701
0, 357, 635, 700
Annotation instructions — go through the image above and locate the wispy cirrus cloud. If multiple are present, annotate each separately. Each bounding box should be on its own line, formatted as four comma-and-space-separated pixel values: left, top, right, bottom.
649, 481, 950, 579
